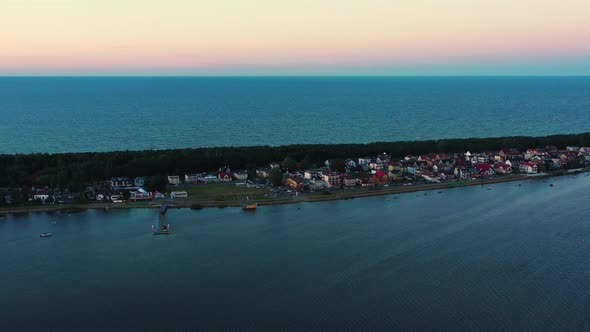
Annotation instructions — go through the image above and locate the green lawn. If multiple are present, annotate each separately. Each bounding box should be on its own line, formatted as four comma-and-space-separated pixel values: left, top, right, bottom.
171, 183, 270, 201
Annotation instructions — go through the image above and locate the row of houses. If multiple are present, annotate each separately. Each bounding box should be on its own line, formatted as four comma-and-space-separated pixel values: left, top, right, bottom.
276, 145, 590, 191
108, 144, 587, 193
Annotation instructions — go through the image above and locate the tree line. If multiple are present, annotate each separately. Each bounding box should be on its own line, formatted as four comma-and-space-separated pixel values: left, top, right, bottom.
1, 132, 589, 190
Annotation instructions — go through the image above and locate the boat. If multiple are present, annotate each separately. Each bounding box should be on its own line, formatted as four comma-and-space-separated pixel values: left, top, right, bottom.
152, 224, 170, 235
242, 202, 257, 211
40, 232, 53, 238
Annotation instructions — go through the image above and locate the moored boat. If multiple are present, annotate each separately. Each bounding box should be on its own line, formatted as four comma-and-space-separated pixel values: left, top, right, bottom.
242, 202, 257, 211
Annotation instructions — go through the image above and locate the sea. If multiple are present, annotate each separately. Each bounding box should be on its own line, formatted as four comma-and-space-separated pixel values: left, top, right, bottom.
0, 76, 589, 154
2, 174, 590, 330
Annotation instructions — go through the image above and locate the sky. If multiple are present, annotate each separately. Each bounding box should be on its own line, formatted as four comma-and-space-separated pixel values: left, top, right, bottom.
1, 0, 590, 76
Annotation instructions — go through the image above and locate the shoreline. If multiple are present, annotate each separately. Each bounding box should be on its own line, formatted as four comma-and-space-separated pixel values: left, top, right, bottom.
3, 170, 586, 215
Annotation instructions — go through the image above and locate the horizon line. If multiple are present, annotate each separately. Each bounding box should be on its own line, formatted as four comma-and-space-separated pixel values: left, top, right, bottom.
1, 74, 590, 78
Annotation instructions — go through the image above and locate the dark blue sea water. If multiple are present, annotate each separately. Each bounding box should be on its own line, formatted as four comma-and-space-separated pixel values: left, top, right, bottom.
2, 174, 590, 330
1, 77, 589, 154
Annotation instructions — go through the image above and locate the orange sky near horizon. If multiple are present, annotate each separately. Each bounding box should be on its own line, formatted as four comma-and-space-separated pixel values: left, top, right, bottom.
2, 0, 590, 75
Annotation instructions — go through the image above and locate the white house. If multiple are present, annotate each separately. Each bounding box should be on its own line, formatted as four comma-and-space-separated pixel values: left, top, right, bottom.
167, 175, 181, 185
33, 193, 50, 202
256, 169, 270, 178
519, 162, 538, 174
111, 176, 132, 189
358, 157, 371, 165
233, 171, 248, 181
185, 174, 202, 183
203, 174, 219, 183
171, 191, 188, 199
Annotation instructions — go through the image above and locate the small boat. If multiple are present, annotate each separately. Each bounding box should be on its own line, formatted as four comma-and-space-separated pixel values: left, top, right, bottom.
486, 187, 492, 190
152, 224, 170, 235
549, 184, 554, 187
242, 202, 257, 211
40, 232, 53, 238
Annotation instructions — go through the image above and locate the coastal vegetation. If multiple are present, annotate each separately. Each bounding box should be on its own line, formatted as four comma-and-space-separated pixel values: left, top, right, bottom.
1, 132, 590, 190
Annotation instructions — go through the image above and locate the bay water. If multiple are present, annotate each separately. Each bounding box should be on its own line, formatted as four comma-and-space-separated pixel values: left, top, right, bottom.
2, 174, 590, 330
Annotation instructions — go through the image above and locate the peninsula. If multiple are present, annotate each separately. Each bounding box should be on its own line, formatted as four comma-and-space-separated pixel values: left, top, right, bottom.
1, 132, 590, 214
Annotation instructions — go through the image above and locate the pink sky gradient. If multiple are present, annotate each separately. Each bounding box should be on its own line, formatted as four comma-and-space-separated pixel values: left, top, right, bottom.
2, 0, 589, 75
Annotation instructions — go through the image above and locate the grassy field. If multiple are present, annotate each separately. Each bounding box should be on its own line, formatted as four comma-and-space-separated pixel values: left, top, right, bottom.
171, 183, 270, 201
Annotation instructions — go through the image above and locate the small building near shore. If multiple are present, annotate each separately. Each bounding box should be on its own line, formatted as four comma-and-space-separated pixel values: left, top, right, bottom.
130, 189, 153, 201
323, 173, 342, 189
167, 175, 181, 185
494, 162, 512, 174
374, 171, 389, 184
185, 174, 202, 184
343, 175, 358, 187
233, 171, 249, 181
32, 187, 52, 203
256, 168, 270, 178
203, 174, 219, 183
134, 177, 146, 187
171, 191, 188, 199
519, 162, 538, 174
111, 177, 132, 189
285, 177, 304, 191
218, 172, 232, 182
